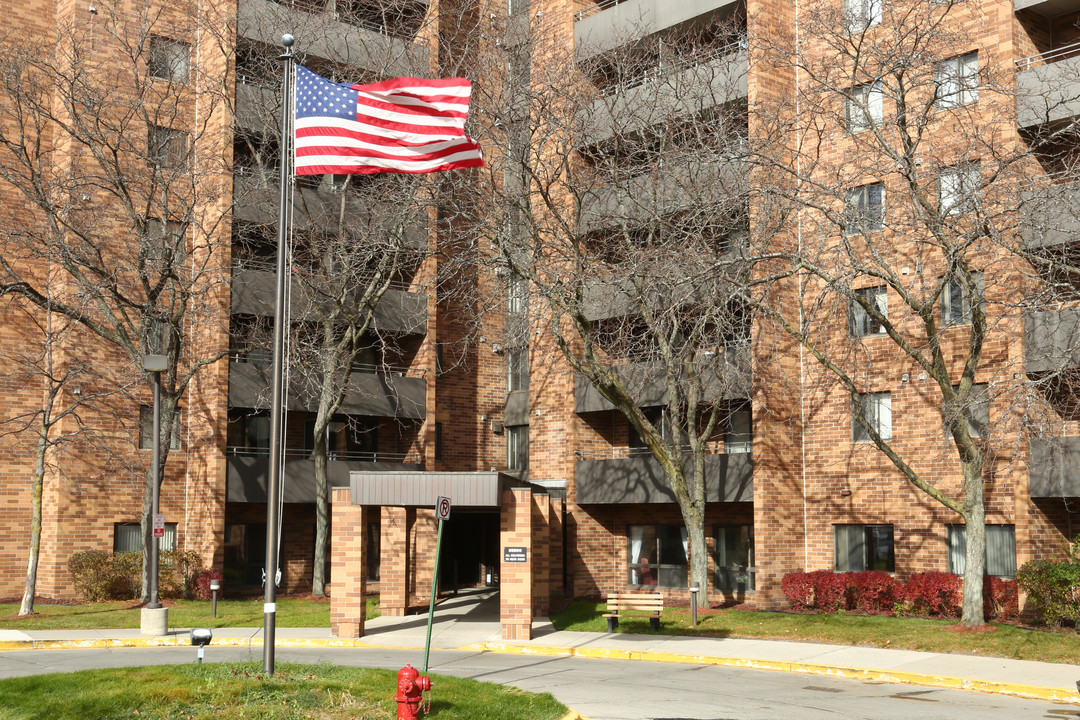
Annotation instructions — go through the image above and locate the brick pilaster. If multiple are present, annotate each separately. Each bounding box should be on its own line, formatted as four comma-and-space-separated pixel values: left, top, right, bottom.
381, 506, 409, 616
500, 487, 533, 639
329, 488, 366, 638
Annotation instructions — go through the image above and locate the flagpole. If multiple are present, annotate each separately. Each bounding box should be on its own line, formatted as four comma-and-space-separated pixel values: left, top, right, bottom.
263, 32, 295, 677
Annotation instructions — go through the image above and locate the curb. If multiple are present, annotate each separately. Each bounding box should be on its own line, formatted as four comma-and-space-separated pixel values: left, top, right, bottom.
466, 641, 1080, 706
2, 635, 1077, 707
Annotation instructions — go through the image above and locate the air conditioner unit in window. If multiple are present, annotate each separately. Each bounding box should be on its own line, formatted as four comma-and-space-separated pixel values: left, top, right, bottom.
491, 419, 504, 434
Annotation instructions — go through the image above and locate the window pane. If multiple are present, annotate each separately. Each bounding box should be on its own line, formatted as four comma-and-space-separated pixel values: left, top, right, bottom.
149, 36, 190, 82
628, 524, 687, 587
726, 406, 752, 454
946, 524, 1015, 576
834, 525, 865, 571
714, 525, 755, 591
115, 523, 142, 552
865, 525, 894, 571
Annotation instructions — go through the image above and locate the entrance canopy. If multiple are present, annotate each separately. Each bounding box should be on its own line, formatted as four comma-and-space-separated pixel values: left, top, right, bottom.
349, 470, 529, 507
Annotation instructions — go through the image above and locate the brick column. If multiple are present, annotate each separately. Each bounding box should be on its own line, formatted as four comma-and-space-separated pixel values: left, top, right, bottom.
409, 508, 438, 606
329, 488, 366, 638
531, 493, 551, 618
381, 506, 408, 616
500, 487, 533, 640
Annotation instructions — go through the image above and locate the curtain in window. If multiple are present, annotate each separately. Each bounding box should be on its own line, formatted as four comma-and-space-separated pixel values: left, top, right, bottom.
834, 525, 865, 572
629, 526, 645, 584
948, 524, 1016, 576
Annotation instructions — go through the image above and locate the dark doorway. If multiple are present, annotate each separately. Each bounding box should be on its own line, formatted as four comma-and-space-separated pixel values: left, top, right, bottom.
438, 510, 500, 591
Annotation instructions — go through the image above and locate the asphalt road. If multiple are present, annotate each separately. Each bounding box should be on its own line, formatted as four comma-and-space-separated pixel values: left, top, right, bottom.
0, 645, 1074, 719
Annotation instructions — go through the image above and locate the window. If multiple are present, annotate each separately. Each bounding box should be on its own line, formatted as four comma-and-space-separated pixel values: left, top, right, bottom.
507, 346, 529, 392
508, 273, 528, 314
941, 272, 982, 326
845, 182, 884, 233
849, 286, 888, 336
366, 521, 381, 582
844, 0, 882, 32
714, 525, 754, 592
148, 36, 190, 83
936, 52, 978, 109
628, 525, 688, 588
835, 524, 894, 571
946, 382, 989, 439
303, 416, 378, 459
846, 82, 883, 132
725, 404, 752, 454
853, 391, 891, 442
139, 406, 181, 449
629, 407, 668, 455
148, 125, 189, 168
227, 411, 270, 454
506, 424, 528, 471
947, 524, 1016, 577
115, 521, 176, 552
143, 218, 185, 265
508, 0, 529, 14
939, 165, 980, 216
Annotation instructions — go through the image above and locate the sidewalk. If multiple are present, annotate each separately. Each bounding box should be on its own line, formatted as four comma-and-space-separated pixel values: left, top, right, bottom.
2, 589, 1078, 706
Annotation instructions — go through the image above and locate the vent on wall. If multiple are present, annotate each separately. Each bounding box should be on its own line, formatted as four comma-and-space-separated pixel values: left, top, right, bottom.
491, 419, 504, 434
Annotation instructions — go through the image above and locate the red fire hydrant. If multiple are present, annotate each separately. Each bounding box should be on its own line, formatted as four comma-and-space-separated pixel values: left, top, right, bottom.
395, 664, 432, 720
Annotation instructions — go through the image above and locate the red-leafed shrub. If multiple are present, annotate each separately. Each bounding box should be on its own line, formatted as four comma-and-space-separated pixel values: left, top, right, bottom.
846, 570, 903, 614
781, 571, 815, 611
808, 570, 847, 612
906, 572, 962, 618
984, 576, 1019, 621
195, 568, 224, 601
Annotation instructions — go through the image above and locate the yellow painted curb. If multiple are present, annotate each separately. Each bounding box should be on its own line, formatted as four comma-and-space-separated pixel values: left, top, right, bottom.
468, 641, 1080, 706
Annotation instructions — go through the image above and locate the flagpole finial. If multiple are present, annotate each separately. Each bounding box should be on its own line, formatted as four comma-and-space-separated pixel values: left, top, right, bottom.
281, 34, 294, 51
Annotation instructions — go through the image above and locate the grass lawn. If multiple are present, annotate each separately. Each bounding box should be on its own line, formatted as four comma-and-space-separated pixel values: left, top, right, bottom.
0, 596, 375, 630
0, 662, 567, 720
552, 601, 1080, 665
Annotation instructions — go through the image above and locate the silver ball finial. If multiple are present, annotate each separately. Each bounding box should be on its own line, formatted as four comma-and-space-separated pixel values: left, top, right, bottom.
282, 34, 295, 48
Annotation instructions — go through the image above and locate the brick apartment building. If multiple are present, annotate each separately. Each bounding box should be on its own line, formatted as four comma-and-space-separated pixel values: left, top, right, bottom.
4, 0, 1080, 637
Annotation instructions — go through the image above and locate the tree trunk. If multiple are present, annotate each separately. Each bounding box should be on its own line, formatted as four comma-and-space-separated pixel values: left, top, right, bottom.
311, 411, 330, 597
960, 459, 986, 626
684, 508, 710, 608
19, 425, 48, 616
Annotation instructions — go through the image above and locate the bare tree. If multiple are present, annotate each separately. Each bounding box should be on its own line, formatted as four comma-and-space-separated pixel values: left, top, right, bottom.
0, 4, 233, 598
461, 13, 756, 605
748, 0, 1080, 624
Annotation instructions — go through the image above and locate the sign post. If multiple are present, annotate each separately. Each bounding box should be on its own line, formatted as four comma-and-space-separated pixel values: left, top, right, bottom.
423, 496, 451, 673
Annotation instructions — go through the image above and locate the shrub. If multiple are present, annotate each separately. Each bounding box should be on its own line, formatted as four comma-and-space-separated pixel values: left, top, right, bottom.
781, 571, 814, 611
161, 550, 204, 599
111, 552, 143, 600
984, 576, 1018, 621
905, 572, 962, 618
1016, 543, 1080, 626
808, 570, 847, 612
194, 568, 224, 601
846, 570, 902, 614
67, 550, 115, 602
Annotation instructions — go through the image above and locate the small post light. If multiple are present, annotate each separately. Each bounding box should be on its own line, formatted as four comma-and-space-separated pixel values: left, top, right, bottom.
210, 578, 221, 618
190, 628, 213, 664
689, 581, 700, 628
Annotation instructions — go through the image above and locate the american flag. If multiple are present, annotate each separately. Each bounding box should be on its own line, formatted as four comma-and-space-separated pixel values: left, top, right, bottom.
293, 65, 484, 175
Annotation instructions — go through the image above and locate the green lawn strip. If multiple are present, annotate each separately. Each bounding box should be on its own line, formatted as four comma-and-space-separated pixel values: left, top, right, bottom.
552, 601, 1080, 665
0, 597, 377, 630
0, 662, 567, 720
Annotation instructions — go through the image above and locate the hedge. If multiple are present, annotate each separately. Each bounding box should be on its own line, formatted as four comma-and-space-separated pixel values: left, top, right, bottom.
781, 569, 1018, 621
67, 549, 204, 602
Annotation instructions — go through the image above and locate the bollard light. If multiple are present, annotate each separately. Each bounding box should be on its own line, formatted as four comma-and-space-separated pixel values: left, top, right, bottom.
209, 578, 221, 618
689, 581, 700, 628
190, 628, 213, 664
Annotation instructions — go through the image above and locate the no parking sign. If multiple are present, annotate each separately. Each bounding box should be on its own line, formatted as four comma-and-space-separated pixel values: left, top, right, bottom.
436, 496, 451, 521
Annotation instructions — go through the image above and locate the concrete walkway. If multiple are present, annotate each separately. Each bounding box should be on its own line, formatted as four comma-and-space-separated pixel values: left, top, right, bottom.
2, 588, 1079, 706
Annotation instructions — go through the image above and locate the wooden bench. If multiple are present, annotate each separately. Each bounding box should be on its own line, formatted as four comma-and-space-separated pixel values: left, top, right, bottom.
603, 591, 664, 632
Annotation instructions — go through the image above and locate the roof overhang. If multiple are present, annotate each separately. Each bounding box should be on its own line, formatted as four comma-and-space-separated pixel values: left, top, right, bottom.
349, 470, 534, 507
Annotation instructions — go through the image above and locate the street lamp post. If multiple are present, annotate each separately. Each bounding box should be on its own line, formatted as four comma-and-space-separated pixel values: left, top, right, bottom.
140, 354, 168, 635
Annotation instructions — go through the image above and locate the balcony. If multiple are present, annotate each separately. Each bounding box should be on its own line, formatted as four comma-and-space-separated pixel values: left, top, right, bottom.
1014, 0, 1080, 17
1025, 308, 1080, 375
227, 448, 422, 503
580, 45, 748, 145
238, 0, 428, 78
575, 450, 752, 503
574, 347, 751, 413
578, 157, 748, 231
228, 360, 427, 418
574, 0, 742, 59
231, 264, 427, 334
1020, 177, 1080, 250
1015, 42, 1080, 129
1029, 437, 1080, 497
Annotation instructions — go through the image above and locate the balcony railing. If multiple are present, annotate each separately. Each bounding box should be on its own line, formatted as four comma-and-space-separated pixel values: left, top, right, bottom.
227, 445, 413, 463
228, 351, 425, 378
574, 0, 628, 22
574, 442, 736, 460
1016, 39, 1080, 70
595, 39, 747, 98
230, 257, 416, 291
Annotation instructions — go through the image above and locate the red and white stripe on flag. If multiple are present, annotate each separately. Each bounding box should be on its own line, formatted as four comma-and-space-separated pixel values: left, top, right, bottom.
294, 66, 484, 176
